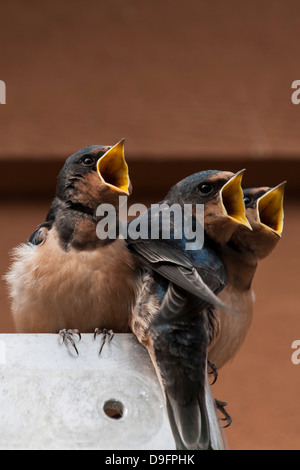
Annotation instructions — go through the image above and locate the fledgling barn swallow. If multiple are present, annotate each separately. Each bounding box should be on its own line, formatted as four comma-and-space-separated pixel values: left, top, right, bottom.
126, 169, 251, 450
208, 182, 286, 370
5, 140, 139, 350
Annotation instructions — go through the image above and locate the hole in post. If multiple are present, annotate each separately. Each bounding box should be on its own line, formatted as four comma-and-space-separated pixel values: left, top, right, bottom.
103, 399, 125, 420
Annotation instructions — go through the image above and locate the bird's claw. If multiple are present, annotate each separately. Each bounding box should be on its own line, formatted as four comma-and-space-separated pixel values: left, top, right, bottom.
208, 360, 218, 385
59, 328, 81, 356
94, 328, 115, 355
215, 399, 232, 428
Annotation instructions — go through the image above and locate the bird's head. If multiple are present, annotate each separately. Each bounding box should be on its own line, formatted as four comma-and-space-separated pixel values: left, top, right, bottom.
165, 169, 251, 244
56, 139, 131, 212
232, 182, 286, 259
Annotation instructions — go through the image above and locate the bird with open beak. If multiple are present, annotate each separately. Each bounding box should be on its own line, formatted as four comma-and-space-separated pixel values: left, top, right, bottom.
208, 182, 286, 371
5, 140, 139, 351
126, 169, 251, 450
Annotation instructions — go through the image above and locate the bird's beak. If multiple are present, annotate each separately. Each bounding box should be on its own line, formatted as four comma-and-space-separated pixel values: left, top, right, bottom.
220, 169, 252, 229
257, 182, 286, 237
97, 139, 130, 195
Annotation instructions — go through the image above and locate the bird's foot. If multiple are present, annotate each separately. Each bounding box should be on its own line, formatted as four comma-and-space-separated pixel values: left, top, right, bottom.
94, 328, 115, 355
59, 329, 81, 356
215, 399, 232, 428
208, 360, 218, 385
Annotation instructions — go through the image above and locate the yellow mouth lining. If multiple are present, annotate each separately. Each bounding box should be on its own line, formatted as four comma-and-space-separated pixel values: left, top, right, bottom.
97, 139, 130, 195
220, 169, 252, 229
257, 182, 286, 237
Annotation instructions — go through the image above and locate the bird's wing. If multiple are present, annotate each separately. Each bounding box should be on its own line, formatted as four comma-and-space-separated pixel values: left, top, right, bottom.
127, 239, 231, 314
153, 280, 214, 324
27, 221, 53, 245
27, 198, 57, 245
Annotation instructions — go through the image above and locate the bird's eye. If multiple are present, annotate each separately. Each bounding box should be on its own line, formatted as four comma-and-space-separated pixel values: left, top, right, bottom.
198, 183, 213, 195
82, 156, 95, 166
243, 196, 252, 206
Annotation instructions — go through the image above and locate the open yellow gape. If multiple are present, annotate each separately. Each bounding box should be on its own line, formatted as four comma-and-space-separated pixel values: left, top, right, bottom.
220, 169, 252, 229
97, 139, 130, 195
257, 182, 286, 237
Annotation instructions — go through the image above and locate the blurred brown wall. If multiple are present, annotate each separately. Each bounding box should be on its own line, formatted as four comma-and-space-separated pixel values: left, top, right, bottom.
1, 0, 300, 161
0, 0, 300, 450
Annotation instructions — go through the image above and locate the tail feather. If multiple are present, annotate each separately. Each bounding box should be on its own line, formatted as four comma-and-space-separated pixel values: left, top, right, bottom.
166, 392, 210, 450
152, 312, 212, 450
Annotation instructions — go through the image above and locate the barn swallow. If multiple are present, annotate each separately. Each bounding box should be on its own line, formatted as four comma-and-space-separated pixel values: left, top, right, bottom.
5, 140, 139, 352
126, 169, 251, 450
208, 182, 286, 371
